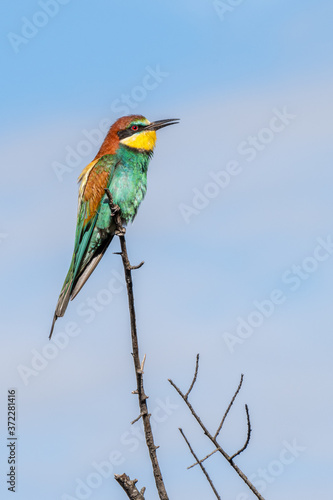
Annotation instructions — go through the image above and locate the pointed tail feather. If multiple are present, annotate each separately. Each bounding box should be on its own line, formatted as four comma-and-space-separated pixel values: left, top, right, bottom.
49, 314, 58, 340
49, 279, 73, 339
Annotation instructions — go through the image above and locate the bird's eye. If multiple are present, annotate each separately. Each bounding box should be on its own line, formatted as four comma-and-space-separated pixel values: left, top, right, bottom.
131, 125, 139, 131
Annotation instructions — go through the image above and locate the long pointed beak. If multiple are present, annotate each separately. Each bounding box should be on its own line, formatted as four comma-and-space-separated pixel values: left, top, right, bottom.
145, 118, 180, 131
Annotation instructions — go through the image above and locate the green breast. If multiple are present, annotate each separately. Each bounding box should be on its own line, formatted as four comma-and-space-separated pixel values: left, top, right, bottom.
110, 145, 152, 222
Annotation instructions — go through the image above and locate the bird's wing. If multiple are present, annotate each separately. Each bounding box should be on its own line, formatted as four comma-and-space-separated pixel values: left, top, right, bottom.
73, 157, 115, 270
50, 155, 119, 337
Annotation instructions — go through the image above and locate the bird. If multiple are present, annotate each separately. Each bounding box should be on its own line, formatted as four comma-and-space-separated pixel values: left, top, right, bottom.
49, 114, 179, 338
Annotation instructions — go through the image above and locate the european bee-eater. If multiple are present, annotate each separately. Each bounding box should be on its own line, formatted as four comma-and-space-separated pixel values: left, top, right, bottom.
49, 115, 179, 338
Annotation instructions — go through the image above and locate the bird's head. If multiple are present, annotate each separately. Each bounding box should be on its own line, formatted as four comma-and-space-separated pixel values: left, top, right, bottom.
95, 115, 179, 158
117, 115, 179, 152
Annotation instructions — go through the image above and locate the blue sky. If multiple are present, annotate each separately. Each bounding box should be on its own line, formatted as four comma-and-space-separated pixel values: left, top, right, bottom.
1, 1, 333, 499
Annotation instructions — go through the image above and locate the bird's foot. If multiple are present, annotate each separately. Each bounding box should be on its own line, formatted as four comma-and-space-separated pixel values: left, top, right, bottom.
110, 204, 121, 218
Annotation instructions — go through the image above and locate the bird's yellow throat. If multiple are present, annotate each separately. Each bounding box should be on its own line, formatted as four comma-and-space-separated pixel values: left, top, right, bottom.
120, 130, 157, 151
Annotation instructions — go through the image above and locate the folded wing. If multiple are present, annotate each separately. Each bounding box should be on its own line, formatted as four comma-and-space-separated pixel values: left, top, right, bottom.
49, 155, 119, 338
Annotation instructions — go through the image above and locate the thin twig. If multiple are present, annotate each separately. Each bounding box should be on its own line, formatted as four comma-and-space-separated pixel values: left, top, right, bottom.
138, 354, 147, 374
168, 371, 265, 500
130, 261, 145, 270
179, 428, 221, 500
187, 447, 220, 469
131, 413, 144, 425
230, 404, 251, 461
115, 473, 145, 500
106, 189, 168, 500
214, 374, 244, 440
184, 353, 199, 401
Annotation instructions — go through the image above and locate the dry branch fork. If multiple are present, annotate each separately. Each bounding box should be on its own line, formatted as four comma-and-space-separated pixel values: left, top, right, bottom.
168, 355, 265, 500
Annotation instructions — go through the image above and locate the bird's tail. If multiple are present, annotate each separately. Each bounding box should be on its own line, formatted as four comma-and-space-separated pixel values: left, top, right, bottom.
49, 259, 75, 339
49, 235, 114, 339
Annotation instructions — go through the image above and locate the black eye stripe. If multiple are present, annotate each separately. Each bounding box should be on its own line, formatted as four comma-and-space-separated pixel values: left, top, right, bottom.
117, 124, 145, 140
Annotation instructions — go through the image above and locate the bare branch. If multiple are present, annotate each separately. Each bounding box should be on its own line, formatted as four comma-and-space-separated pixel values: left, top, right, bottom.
114, 473, 145, 500
185, 353, 199, 401
169, 364, 265, 500
179, 428, 221, 500
168, 378, 230, 460
106, 189, 169, 500
214, 374, 244, 440
230, 404, 251, 461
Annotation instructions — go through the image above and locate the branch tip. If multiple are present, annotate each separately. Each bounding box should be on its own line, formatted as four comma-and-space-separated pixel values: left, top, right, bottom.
185, 353, 200, 401
230, 404, 251, 461
131, 414, 143, 425
130, 261, 145, 270
140, 353, 147, 373
214, 373, 244, 440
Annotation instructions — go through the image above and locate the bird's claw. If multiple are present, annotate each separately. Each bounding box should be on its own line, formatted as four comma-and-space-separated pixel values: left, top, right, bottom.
110, 205, 120, 217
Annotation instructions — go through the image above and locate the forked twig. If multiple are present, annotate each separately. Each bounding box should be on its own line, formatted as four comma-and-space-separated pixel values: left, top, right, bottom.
169, 355, 265, 500
188, 375, 251, 469
179, 428, 221, 500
